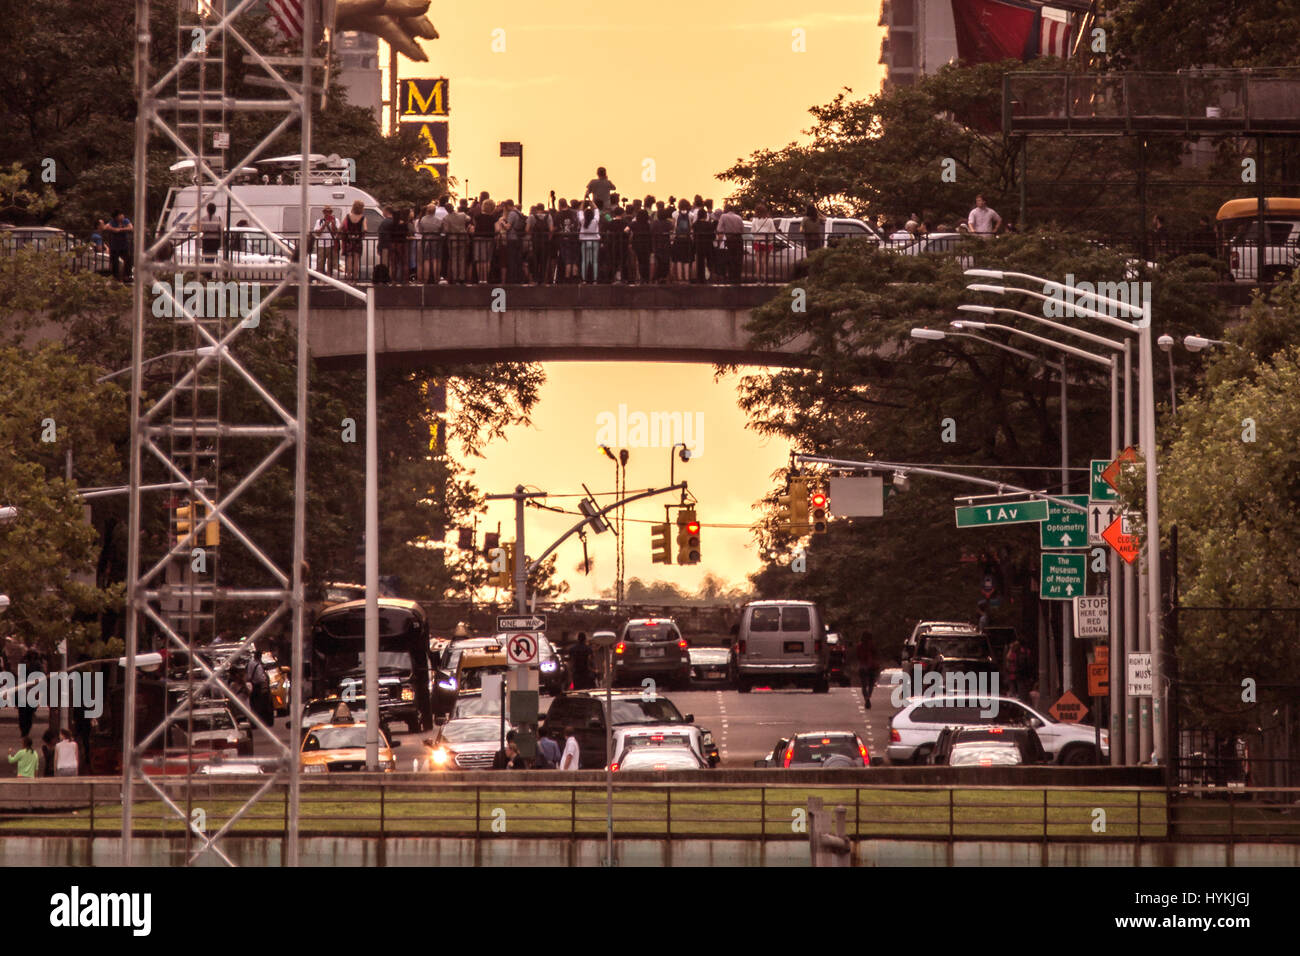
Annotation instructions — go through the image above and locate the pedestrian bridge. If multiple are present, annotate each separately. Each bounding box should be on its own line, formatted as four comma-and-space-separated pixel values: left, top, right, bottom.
306, 285, 817, 368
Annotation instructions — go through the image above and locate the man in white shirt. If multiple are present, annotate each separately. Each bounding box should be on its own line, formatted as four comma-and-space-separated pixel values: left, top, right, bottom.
54, 729, 79, 777
560, 726, 581, 770
967, 195, 1002, 237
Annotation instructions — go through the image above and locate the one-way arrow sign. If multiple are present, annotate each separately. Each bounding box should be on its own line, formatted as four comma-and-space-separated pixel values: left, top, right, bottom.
1088, 501, 1121, 545
497, 614, 547, 632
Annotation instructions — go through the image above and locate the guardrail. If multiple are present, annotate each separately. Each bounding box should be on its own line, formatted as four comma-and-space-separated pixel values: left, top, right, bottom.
4, 229, 1292, 286
13, 777, 1299, 846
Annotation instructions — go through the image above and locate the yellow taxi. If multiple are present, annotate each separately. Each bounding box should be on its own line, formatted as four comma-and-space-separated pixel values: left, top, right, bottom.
300, 722, 399, 773
455, 647, 510, 695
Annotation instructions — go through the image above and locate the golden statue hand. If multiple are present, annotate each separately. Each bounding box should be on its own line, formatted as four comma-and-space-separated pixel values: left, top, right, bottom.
336, 0, 439, 62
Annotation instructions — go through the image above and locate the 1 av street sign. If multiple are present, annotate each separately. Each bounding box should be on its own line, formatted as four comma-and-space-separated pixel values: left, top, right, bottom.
1040, 495, 1088, 549
1088, 501, 1122, 545
1040, 552, 1086, 600
955, 499, 1048, 528
497, 614, 547, 632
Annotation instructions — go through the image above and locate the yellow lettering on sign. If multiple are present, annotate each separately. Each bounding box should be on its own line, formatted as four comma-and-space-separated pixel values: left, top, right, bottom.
419, 124, 442, 157
403, 79, 445, 116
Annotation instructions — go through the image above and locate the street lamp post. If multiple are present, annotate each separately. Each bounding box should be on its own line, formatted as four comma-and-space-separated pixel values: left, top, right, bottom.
965, 269, 1163, 765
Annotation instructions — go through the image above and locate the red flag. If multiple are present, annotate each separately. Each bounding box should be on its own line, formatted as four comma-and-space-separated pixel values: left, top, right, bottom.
952, 0, 1040, 63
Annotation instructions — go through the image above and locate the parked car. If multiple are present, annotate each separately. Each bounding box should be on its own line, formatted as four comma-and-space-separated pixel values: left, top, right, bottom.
613, 617, 691, 690
930, 724, 1049, 766
888, 694, 1108, 765
540, 689, 695, 769
733, 600, 830, 693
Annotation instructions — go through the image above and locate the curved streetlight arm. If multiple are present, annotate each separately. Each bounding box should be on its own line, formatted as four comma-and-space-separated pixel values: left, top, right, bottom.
527, 482, 687, 573
959, 303, 1124, 352
966, 269, 1145, 324
953, 321, 1114, 369
967, 280, 1143, 332
794, 455, 1087, 513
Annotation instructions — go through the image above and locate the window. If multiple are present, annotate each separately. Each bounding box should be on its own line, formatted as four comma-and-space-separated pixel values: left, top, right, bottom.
831, 222, 867, 234
750, 607, 781, 632
791, 735, 860, 763
908, 705, 984, 724
781, 606, 812, 631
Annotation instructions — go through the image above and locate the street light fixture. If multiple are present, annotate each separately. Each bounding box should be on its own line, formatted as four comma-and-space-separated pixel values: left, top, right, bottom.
965, 266, 1162, 767
1183, 334, 1238, 352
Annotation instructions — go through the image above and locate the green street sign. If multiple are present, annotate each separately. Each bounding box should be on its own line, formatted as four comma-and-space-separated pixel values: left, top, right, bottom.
1040, 495, 1089, 549
955, 499, 1049, 528
1040, 552, 1087, 600
1091, 459, 1118, 501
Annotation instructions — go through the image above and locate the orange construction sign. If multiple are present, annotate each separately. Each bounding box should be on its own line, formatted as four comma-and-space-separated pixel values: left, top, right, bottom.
1049, 690, 1089, 723
1103, 514, 1141, 564
1088, 663, 1109, 697
1100, 446, 1138, 493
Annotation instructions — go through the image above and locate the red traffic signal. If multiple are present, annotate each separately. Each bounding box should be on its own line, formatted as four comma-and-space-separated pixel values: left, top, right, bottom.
810, 492, 827, 509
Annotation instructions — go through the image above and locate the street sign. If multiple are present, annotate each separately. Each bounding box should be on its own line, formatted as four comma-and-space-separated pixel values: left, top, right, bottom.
1100, 446, 1138, 494
1040, 552, 1086, 600
1088, 662, 1109, 696
1040, 495, 1088, 549
1090, 459, 1118, 501
499, 141, 522, 157
1095, 644, 1109, 666
1102, 513, 1141, 564
497, 614, 546, 632
1088, 501, 1121, 545
828, 476, 884, 517
1049, 690, 1089, 723
1127, 652, 1153, 697
955, 499, 1048, 528
505, 633, 540, 665
1073, 595, 1109, 638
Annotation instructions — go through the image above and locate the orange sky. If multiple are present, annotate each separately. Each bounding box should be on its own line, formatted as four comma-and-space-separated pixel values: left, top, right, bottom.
383, 3, 887, 598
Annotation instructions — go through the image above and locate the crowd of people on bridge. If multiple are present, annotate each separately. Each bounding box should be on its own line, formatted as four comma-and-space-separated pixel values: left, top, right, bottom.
313, 167, 804, 286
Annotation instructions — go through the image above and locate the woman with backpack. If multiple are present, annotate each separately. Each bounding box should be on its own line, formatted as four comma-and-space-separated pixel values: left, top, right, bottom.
671, 199, 693, 282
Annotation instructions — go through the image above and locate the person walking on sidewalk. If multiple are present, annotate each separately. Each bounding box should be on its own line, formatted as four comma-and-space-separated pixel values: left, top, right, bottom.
856, 631, 879, 709
8, 737, 38, 778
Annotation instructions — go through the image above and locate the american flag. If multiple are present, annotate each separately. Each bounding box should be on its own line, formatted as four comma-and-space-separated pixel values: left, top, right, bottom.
1039, 6, 1072, 59
266, 0, 304, 40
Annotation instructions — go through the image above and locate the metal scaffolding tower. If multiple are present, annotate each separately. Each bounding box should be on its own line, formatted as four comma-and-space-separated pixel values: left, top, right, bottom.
124, 0, 331, 866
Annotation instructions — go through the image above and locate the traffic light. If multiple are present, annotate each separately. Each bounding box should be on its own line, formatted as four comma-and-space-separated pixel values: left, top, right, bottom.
651, 522, 672, 564
810, 490, 828, 534
676, 508, 701, 564
484, 531, 500, 551
788, 477, 810, 532
175, 501, 193, 545
457, 527, 474, 550
488, 542, 515, 589
203, 505, 219, 547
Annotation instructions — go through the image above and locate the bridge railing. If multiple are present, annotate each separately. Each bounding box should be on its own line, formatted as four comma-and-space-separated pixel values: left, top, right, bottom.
6, 228, 1289, 286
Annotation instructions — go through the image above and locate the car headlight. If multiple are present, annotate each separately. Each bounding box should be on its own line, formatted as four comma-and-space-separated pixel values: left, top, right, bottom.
540, 662, 557, 673
401, 687, 414, 701
431, 747, 449, 766
437, 678, 456, 691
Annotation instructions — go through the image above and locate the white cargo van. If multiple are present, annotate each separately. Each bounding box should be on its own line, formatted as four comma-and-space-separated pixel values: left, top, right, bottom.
733, 600, 830, 693
158, 184, 384, 237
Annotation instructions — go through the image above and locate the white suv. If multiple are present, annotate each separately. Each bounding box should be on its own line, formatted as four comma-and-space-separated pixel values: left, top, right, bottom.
887, 694, 1108, 765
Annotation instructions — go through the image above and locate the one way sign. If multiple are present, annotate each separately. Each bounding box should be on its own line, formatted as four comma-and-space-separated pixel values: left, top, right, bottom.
1088, 501, 1121, 545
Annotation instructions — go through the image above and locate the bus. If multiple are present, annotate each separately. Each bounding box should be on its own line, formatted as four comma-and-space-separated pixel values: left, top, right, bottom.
310, 598, 433, 733
1216, 197, 1300, 282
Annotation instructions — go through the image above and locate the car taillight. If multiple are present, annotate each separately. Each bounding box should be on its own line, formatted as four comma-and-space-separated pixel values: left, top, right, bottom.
677, 638, 688, 650
615, 642, 625, 655
782, 744, 794, 768
890, 728, 901, 742
859, 742, 869, 766
611, 762, 620, 772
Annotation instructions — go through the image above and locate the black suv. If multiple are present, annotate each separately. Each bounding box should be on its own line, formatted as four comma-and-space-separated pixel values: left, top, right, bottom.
541, 690, 696, 769
903, 622, 998, 681
614, 618, 692, 690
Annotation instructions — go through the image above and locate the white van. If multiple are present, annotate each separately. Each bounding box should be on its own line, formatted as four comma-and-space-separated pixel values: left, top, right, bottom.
733, 600, 830, 694
158, 184, 384, 237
